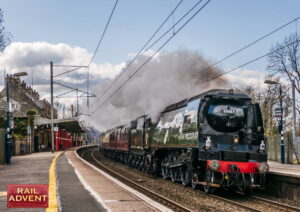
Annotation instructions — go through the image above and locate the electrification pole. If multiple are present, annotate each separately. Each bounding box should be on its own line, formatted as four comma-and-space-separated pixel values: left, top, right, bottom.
292, 80, 297, 157
5, 75, 12, 164
279, 84, 285, 164
50, 61, 55, 153
76, 88, 79, 116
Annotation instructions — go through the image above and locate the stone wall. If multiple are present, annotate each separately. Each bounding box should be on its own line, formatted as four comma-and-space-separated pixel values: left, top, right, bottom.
265, 174, 300, 207
268, 133, 299, 164
13, 137, 28, 156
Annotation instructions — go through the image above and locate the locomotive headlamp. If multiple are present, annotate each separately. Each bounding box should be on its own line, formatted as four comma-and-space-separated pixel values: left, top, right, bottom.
258, 162, 269, 174
205, 136, 211, 150
233, 135, 239, 144
209, 160, 220, 172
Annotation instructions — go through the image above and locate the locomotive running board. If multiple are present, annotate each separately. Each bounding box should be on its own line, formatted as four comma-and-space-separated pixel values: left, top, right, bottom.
196, 182, 221, 187
250, 184, 261, 188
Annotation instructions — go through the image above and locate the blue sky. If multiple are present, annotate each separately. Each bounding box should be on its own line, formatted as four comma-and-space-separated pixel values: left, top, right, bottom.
1, 0, 300, 71
1, 0, 300, 126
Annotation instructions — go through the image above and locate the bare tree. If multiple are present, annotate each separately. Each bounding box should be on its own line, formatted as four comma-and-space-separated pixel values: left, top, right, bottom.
267, 33, 300, 94
55, 101, 64, 119
238, 80, 291, 136
0, 8, 11, 52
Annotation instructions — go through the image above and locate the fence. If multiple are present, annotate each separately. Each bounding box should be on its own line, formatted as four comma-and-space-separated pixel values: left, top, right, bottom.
268, 133, 300, 164
13, 137, 29, 156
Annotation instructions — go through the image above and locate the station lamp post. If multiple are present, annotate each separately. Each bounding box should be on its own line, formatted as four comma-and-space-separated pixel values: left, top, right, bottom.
264, 79, 285, 164
5, 72, 28, 164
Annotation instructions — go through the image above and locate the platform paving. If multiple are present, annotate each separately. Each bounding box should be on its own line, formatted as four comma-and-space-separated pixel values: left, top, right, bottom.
269, 160, 300, 178
56, 152, 106, 212
0, 148, 166, 212
0, 152, 59, 212
65, 151, 161, 212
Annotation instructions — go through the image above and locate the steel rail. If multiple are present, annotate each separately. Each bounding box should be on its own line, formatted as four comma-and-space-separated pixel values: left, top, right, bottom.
251, 196, 300, 212
81, 148, 191, 212
79, 147, 263, 212
79, 146, 300, 212
206, 193, 261, 212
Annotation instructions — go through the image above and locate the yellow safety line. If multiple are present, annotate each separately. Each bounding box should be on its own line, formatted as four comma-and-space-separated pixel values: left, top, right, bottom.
0, 191, 7, 196
45, 152, 62, 212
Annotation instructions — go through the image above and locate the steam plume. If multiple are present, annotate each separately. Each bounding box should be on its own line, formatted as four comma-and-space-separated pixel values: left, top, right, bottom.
88, 49, 229, 130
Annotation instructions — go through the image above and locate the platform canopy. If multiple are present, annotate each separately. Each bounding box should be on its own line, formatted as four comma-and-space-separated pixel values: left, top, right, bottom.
34, 116, 87, 133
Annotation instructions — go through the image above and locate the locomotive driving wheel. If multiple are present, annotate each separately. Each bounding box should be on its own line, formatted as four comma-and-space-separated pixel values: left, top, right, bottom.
204, 170, 214, 194
170, 168, 178, 182
236, 172, 247, 194
191, 171, 198, 190
161, 166, 169, 180
180, 167, 191, 186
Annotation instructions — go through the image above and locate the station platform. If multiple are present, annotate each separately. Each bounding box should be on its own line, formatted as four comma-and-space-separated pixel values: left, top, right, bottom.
268, 161, 300, 178
0, 148, 167, 212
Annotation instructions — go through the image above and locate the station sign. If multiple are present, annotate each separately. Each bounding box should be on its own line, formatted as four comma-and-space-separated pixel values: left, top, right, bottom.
54, 126, 59, 132
274, 108, 282, 118
7, 184, 48, 208
9, 117, 14, 129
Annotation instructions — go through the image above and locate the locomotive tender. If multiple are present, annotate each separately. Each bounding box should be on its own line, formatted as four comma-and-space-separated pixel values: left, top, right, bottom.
100, 89, 269, 193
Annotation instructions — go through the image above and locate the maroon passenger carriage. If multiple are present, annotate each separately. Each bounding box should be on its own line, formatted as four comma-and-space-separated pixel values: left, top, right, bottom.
101, 125, 131, 164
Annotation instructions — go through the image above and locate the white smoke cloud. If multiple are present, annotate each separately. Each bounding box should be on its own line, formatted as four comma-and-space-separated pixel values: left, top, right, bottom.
88, 49, 229, 130
0, 42, 267, 127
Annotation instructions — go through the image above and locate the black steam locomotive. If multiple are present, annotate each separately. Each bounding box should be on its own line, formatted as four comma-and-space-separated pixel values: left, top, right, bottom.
100, 89, 269, 193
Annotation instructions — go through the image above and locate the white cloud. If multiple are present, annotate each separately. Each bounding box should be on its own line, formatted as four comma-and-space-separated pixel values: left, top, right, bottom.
226, 68, 267, 89
89, 62, 125, 79
127, 49, 160, 59
0, 42, 125, 103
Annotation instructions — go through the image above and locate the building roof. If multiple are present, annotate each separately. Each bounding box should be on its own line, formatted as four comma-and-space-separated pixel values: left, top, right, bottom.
35, 116, 87, 133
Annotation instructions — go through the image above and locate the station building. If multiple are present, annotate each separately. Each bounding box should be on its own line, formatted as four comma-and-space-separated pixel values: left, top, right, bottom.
0, 76, 86, 164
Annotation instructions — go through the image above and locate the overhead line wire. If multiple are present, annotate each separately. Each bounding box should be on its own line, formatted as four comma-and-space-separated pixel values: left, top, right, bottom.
199, 39, 300, 90
92, 0, 204, 106
88, 0, 119, 67
92, 36, 300, 116
85, 0, 118, 113
91, 0, 211, 115
53, 82, 94, 96
190, 16, 300, 78
92, 0, 185, 106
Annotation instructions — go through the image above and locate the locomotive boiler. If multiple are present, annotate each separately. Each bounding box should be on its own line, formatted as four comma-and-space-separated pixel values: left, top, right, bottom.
100, 89, 268, 193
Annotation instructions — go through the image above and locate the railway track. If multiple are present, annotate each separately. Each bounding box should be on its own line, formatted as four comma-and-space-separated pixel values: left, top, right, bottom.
213, 191, 300, 212
79, 146, 300, 212
250, 196, 300, 212
80, 147, 191, 212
